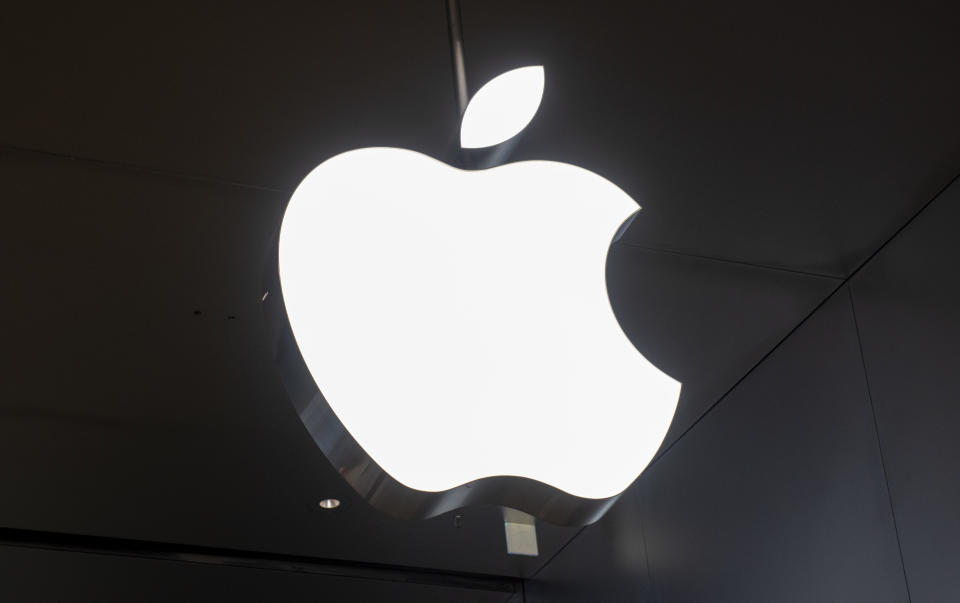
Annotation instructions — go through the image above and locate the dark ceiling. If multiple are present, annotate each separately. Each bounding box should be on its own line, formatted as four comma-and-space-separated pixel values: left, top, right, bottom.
2, 1, 959, 601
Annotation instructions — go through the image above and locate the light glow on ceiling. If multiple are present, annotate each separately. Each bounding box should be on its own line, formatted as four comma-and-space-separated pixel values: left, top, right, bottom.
278, 148, 681, 500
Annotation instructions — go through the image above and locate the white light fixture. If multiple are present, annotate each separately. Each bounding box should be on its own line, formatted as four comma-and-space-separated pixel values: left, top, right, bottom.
269, 66, 681, 525
319, 498, 341, 510
460, 66, 544, 148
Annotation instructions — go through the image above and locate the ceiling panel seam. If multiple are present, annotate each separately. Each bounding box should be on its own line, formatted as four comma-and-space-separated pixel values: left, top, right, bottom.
640, 494, 659, 603
847, 288, 914, 603
616, 241, 843, 280
526, 525, 586, 580
0, 144, 291, 196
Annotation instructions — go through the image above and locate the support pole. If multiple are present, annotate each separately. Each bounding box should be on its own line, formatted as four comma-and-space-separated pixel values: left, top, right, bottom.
445, 0, 469, 117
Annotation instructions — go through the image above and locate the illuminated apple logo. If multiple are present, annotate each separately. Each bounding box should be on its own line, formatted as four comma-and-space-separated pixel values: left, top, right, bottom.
269, 66, 681, 526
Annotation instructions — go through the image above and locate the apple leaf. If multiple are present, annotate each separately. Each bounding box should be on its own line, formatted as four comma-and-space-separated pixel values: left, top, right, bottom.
460, 66, 545, 149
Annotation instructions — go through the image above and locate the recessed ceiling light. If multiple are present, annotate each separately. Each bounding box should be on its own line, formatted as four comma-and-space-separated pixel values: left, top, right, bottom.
318, 498, 340, 510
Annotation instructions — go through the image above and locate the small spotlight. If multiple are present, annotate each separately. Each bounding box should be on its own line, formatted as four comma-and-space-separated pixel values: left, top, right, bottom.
319, 498, 340, 510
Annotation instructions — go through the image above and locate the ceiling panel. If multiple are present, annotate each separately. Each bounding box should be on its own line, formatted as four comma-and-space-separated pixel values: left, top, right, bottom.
0, 1, 458, 189
0, 148, 578, 577
607, 242, 837, 447
460, 0, 960, 276
638, 291, 908, 602
0, 546, 513, 603
850, 177, 960, 602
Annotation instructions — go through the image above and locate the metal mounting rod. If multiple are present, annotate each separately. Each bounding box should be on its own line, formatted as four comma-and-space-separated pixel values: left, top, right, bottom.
445, 0, 469, 117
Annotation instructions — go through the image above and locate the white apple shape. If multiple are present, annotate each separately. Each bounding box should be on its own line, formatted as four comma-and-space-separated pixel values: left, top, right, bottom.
460, 65, 545, 148
277, 66, 681, 505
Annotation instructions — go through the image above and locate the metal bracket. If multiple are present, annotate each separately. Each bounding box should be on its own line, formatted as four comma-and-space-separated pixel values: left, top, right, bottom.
503, 507, 539, 556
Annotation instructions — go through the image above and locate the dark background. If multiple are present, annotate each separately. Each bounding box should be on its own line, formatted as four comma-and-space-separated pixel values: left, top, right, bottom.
2, 1, 959, 601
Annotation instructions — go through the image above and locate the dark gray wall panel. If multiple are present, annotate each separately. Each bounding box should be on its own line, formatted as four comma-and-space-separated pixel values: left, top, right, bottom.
640, 291, 907, 602
524, 486, 654, 603
529, 290, 910, 602
850, 179, 960, 602
608, 243, 837, 448
0, 546, 513, 603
